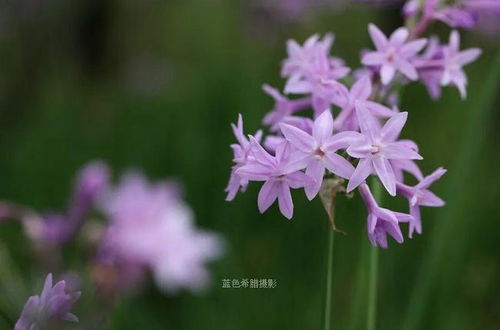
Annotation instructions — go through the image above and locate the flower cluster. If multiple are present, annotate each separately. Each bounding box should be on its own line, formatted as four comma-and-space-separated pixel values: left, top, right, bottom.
1, 161, 224, 326
226, 20, 481, 247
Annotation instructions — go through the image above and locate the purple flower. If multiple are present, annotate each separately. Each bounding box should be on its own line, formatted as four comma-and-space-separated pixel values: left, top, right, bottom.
236, 139, 313, 219
331, 75, 396, 131
362, 24, 427, 85
397, 167, 446, 237
262, 84, 311, 128
225, 114, 263, 201
15, 273, 80, 330
25, 161, 110, 245
100, 172, 224, 293
359, 183, 412, 248
440, 30, 481, 99
279, 110, 355, 199
282, 34, 335, 79
284, 48, 348, 115
346, 104, 422, 196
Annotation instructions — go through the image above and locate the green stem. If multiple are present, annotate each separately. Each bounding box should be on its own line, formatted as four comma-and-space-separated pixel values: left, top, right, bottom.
402, 51, 500, 330
366, 180, 382, 330
324, 228, 335, 330
366, 244, 379, 330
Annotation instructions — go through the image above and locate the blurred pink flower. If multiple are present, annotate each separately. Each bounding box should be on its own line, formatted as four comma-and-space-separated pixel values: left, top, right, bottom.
99, 172, 224, 293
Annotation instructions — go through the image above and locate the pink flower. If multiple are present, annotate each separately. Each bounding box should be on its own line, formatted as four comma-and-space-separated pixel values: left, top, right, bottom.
331, 75, 396, 131
100, 172, 224, 293
225, 114, 263, 201
284, 48, 348, 114
236, 139, 313, 219
362, 24, 427, 85
282, 34, 336, 79
262, 84, 311, 128
397, 167, 446, 237
359, 184, 412, 248
440, 30, 481, 99
15, 274, 80, 330
346, 104, 422, 196
280, 110, 355, 199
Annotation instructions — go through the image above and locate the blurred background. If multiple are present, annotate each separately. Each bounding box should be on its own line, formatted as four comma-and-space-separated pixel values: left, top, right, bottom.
0, 0, 499, 329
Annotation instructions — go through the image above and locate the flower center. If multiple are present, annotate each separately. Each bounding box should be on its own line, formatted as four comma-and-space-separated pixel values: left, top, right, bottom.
371, 144, 381, 155
314, 148, 325, 158
386, 49, 397, 63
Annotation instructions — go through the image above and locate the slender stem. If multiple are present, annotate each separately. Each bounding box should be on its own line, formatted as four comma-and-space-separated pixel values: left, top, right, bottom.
366, 245, 378, 330
366, 180, 382, 330
323, 228, 335, 330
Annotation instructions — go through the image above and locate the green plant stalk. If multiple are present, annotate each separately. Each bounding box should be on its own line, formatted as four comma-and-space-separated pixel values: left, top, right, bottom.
402, 51, 500, 330
324, 228, 335, 330
367, 180, 382, 330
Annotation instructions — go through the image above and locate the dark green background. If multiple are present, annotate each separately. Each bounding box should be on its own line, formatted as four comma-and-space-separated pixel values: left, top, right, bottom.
0, 0, 499, 329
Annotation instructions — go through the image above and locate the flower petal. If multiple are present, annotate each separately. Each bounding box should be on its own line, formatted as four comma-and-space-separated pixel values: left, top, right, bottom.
323, 153, 355, 179
368, 23, 388, 50
398, 61, 418, 81
305, 160, 325, 200
419, 190, 445, 207
312, 110, 334, 145
324, 131, 363, 151
362, 52, 385, 66
257, 180, 280, 213
373, 157, 396, 196
280, 123, 315, 152
364, 101, 396, 118
383, 144, 423, 160
389, 27, 409, 45
380, 64, 396, 85
457, 48, 481, 66
355, 101, 381, 139
278, 182, 294, 219
347, 158, 373, 192
380, 111, 408, 143
418, 167, 447, 189
350, 75, 372, 101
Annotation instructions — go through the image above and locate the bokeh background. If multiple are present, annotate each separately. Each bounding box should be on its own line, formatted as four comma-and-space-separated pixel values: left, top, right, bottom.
0, 0, 499, 329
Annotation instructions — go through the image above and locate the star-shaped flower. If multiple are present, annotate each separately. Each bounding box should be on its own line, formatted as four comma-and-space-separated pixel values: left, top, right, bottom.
362, 24, 427, 85
282, 33, 335, 79
236, 139, 313, 219
284, 48, 348, 115
280, 110, 356, 199
346, 104, 423, 196
440, 30, 481, 99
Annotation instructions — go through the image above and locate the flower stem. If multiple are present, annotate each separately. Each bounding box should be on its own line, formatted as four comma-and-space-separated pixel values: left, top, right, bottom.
323, 227, 335, 330
367, 179, 382, 330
